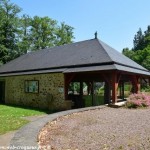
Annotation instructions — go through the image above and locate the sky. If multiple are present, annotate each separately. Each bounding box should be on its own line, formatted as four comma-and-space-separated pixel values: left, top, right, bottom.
10, 0, 150, 52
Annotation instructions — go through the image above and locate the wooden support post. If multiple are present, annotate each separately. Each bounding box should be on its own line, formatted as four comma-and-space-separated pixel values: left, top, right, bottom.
104, 81, 111, 104
64, 74, 69, 100
112, 72, 118, 104
149, 78, 150, 86
122, 81, 124, 100
91, 81, 94, 106
64, 73, 75, 100
119, 83, 122, 98
80, 81, 84, 107
103, 73, 111, 104
80, 81, 83, 96
131, 75, 141, 93
137, 77, 141, 93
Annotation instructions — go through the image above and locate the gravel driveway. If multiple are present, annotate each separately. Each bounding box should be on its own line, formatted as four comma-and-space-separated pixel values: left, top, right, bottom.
38, 107, 150, 150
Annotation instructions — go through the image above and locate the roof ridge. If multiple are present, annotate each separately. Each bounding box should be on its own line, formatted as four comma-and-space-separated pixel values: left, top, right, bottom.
96, 39, 114, 62
40, 38, 96, 51
97, 39, 148, 71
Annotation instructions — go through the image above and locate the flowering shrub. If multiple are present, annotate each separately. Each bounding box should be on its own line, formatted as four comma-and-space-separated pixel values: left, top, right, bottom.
126, 93, 150, 108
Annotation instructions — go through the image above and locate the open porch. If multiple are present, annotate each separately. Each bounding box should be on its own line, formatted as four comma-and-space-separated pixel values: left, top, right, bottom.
64, 70, 148, 108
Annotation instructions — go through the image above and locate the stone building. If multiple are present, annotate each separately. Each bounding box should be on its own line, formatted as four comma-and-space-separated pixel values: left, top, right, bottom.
0, 38, 150, 110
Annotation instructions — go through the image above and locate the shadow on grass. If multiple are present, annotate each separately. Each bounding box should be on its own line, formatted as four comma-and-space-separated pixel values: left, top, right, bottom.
0, 103, 59, 114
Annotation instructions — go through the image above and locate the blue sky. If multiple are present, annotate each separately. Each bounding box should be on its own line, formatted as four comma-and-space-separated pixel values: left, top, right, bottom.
11, 0, 150, 52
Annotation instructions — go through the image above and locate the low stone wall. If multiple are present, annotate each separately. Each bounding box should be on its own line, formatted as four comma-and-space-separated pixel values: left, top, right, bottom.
4, 73, 65, 110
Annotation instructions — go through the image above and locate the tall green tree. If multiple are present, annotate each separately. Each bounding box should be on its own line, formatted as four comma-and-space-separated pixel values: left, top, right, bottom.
17, 14, 32, 54
133, 28, 145, 51
55, 22, 74, 46
30, 16, 57, 50
123, 26, 150, 70
30, 17, 74, 51
144, 25, 150, 47
0, 0, 21, 63
0, 0, 74, 64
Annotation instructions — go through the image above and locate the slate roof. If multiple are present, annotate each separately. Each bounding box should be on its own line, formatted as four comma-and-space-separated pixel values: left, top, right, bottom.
0, 38, 150, 77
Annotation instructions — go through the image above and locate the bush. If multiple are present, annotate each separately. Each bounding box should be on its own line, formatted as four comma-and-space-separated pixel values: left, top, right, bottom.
126, 93, 150, 108
141, 85, 150, 92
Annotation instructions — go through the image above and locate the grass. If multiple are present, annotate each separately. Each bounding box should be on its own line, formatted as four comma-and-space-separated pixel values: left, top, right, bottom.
0, 104, 47, 135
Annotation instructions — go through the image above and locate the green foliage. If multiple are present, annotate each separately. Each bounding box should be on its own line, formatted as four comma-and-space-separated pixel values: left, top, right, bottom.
124, 83, 131, 91
97, 86, 104, 95
123, 46, 150, 70
141, 85, 150, 92
30, 16, 56, 50
133, 28, 145, 51
0, 0, 21, 63
0, 104, 46, 134
0, 0, 74, 64
55, 22, 74, 46
123, 26, 150, 70
17, 14, 32, 54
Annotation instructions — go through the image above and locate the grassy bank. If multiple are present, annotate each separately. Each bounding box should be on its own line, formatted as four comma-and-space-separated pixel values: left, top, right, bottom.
0, 104, 47, 135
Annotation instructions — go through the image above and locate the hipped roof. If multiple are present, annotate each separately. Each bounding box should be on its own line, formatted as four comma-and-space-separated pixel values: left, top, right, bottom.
0, 38, 150, 77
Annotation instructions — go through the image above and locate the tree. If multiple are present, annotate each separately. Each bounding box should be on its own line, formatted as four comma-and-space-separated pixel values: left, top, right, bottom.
30, 17, 74, 51
133, 28, 145, 51
0, 0, 75, 64
55, 22, 74, 46
122, 48, 134, 59
17, 14, 32, 54
30, 16, 57, 50
123, 26, 150, 70
144, 25, 150, 48
0, 0, 21, 63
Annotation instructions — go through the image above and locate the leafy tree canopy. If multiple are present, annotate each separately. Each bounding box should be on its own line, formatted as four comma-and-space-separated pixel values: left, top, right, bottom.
0, 0, 74, 64
123, 26, 150, 70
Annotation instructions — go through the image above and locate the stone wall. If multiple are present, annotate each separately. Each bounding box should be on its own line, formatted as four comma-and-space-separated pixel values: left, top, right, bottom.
4, 73, 65, 110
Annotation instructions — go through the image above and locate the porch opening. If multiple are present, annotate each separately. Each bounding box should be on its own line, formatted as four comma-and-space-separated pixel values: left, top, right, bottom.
68, 81, 105, 108
64, 72, 147, 109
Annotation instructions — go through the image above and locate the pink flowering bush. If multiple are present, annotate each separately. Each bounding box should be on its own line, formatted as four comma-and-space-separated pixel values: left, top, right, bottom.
126, 93, 150, 108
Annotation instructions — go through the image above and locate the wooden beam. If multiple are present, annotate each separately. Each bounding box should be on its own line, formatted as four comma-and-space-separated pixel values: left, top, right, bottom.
137, 77, 141, 93
104, 81, 111, 104
122, 81, 125, 100
80, 81, 83, 96
112, 71, 118, 104
64, 73, 75, 100
130, 75, 141, 93
91, 81, 94, 106
80, 81, 84, 107
102, 74, 111, 85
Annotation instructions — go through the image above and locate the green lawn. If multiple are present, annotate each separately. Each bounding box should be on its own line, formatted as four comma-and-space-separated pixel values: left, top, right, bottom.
0, 104, 47, 135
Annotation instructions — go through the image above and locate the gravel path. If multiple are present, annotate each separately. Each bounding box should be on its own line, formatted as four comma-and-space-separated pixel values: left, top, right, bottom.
38, 107, 150, 150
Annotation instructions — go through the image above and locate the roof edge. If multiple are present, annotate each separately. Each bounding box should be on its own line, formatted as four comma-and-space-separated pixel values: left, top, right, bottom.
0, 60, 149, 76
0, 62, 115, 75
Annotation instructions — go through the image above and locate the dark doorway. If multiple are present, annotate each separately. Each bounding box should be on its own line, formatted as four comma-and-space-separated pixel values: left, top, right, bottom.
0, 81, 5, 104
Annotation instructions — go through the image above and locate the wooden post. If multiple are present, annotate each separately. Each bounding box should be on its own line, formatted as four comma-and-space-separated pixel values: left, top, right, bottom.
64, 73, 75, 100
131, 75, 141, 93
104, 81, 111, 104
102, 73, 111, 104
122, 81, 124, 100
137, 78, 141, 93
119, 83, 122, 98
80, 82, 83, 96
80, 81, 84, 107
64, 74, 69, 100
91, 81, 94, 106
112, 72, 118, 104
149, 78, 150, 86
